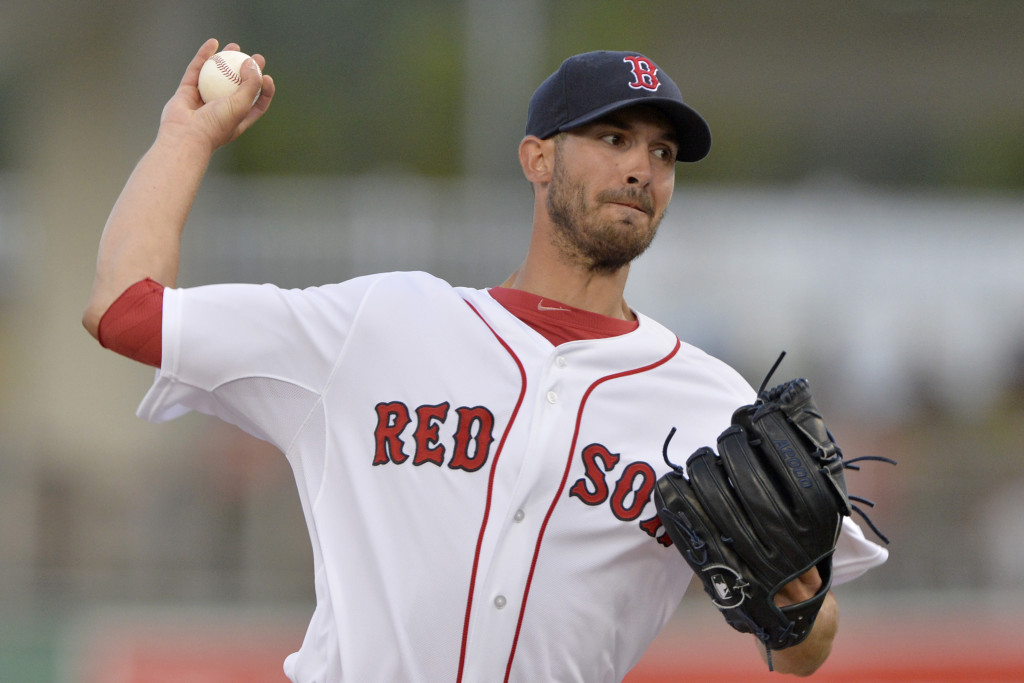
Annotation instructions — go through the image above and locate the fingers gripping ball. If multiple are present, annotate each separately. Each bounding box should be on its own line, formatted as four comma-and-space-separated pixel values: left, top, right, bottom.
198, 50, 261, 104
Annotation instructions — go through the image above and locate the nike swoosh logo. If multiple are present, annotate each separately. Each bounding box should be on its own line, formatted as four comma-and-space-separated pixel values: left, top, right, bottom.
537, 300, 570, 312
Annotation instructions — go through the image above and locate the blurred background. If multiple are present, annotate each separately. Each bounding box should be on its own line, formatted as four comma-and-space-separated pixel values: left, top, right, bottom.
1, 1, 1022, 680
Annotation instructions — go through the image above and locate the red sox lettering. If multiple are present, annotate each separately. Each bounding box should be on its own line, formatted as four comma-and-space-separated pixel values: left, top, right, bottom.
373, 401, 495, 472
569, 443, 672, 546
372, 401, 672, 546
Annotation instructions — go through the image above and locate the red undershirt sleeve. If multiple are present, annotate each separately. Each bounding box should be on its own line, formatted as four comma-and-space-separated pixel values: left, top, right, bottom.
97, 278, 164, 368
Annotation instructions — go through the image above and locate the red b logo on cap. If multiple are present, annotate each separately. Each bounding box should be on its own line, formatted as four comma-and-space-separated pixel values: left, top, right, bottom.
623, 56, 660, 92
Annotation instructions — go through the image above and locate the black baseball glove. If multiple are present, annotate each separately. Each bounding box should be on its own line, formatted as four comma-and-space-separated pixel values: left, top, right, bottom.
655, 363, 891, 666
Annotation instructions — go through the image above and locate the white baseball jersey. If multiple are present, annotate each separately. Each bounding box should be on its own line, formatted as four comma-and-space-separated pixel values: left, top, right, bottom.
137, 270, 887, 683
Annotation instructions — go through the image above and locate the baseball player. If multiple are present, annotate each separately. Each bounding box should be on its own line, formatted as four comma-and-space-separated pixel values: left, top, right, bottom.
82, 40, 888, 681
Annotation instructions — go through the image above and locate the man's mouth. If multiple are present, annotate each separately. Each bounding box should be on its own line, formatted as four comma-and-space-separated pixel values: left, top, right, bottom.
606, 197, 652, 216
597, 187, 654, 216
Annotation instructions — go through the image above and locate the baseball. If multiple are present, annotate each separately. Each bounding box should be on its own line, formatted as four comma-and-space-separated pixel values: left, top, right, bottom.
197, 50, 261, 104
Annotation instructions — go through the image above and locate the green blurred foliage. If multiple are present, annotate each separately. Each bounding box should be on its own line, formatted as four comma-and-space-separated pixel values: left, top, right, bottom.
211, 1, 1023, 191
231, 1, 465, 176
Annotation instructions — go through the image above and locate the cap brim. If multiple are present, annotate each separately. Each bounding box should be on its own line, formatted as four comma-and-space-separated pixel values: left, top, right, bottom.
556, 98, 712, 163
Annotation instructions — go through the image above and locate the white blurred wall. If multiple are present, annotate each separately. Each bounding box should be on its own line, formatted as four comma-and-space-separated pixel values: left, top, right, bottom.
168, 173, 1024, 423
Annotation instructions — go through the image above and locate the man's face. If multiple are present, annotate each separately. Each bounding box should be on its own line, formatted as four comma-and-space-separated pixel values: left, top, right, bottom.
545, 106, 678, 273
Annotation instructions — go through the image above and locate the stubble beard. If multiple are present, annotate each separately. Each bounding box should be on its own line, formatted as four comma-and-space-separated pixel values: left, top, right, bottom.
545, 159, 664, 274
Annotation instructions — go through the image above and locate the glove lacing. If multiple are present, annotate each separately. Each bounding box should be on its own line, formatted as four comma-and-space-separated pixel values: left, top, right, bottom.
842, 455, 898, 544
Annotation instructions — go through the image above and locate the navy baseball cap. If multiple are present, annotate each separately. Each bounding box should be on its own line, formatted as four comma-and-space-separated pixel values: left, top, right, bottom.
526, 51, 711, 162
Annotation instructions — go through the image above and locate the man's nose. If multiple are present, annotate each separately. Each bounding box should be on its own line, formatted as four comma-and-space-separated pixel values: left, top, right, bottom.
623, 147, 653, 187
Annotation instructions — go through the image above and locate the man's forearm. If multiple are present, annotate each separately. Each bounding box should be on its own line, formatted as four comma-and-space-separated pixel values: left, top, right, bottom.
759, 591, 838, 676
82, 130, 212, 338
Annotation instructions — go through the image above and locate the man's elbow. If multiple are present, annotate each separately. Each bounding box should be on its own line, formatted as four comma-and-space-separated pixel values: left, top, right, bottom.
773, 646, 833, 677
82, 301, 103, 341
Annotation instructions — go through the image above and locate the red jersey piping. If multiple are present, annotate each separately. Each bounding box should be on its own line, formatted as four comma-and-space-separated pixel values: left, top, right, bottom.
456, 301, 529, 683
503, 337, 682, 681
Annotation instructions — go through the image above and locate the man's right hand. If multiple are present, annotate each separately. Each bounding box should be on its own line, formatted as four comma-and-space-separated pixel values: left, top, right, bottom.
158, 38, 275, 154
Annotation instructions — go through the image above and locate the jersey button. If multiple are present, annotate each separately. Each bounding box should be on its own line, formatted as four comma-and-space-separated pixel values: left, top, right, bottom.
494, 595, 507, 609
555, 356, 567, 368
546, 390, 558, 404
513, 509, 525, 523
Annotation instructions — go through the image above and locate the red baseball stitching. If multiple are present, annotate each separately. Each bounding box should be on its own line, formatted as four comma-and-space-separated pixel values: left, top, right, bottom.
214, 55, 242, 85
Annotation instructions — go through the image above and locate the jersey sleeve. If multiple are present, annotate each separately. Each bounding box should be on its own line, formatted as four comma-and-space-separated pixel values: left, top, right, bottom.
832, 516, 889, 584
97, 278, 164, 367
136, 276, 379, 450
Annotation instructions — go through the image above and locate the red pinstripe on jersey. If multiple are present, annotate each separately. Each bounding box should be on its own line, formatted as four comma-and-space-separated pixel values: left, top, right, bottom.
457, 301, 529, 683
503, 337, 682, 681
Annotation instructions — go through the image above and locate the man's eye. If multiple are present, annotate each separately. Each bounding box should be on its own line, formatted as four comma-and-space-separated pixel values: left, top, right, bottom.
654, 147, 676, 162
601, 134, 622, 145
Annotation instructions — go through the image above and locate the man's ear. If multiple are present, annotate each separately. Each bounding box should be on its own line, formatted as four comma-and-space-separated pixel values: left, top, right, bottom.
519, 135, 554, 184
